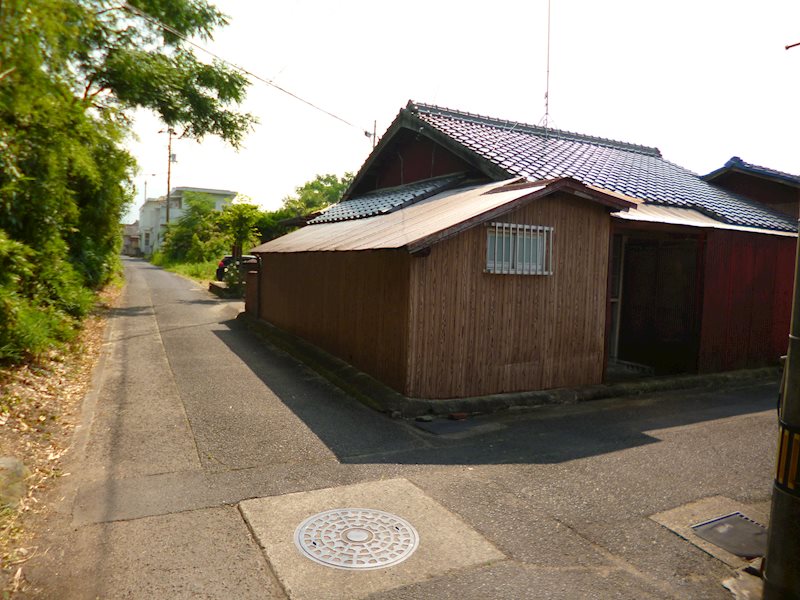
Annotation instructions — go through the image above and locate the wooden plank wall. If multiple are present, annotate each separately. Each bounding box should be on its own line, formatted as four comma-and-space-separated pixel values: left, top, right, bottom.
698, 229, 795, 372
406, 192, 611, 398
258, 250, 411, 392
244, 270, 258, 315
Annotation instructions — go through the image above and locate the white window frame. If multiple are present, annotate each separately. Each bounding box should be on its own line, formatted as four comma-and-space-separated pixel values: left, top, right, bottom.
486, 222, 554, 275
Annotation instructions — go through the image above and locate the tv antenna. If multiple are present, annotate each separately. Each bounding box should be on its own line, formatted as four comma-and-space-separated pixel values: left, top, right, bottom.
539, 0, 553, 130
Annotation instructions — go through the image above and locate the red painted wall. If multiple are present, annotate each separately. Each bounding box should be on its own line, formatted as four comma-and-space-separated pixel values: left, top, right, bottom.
353, 133, 474, 194
711, 172, 799, 219
698, 229, 795, 372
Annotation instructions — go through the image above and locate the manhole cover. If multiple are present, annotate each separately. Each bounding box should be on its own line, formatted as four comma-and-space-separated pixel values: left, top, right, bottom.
294, 508, 419, 570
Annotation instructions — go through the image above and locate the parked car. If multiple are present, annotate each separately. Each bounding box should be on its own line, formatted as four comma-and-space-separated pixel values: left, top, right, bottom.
215, 254, 258, 281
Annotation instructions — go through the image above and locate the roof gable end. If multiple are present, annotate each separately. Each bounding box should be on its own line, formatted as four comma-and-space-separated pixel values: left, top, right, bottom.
703, 156, 800, 189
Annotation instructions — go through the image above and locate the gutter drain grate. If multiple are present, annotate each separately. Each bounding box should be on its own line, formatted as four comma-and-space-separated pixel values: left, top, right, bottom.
294, 508, 419, 570
691, 512, 767, 558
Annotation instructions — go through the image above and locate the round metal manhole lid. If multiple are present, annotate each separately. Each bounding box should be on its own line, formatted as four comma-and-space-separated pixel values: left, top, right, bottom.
294, 508, 419, 570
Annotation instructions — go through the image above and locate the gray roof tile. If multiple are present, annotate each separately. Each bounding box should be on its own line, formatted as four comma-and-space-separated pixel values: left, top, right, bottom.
704, 156, 800, 187
409, 102, 797, 232
309, 174, 464, 224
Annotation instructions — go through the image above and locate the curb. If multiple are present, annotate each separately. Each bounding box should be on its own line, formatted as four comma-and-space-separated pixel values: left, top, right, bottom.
236, 313, 781, 418
209, 280, 243, 299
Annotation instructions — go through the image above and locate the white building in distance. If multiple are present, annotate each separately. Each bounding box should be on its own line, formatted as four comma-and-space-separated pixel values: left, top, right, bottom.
138, 187, 237, 255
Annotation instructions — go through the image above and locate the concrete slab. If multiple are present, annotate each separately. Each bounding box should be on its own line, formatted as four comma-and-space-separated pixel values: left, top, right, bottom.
723, 569, 765, 600
72, 462, 436, 526
650, 495, 771, 568
406, 470, 616, 568
372, 560, 669, 600
240, 478, 506, 600
26, 506, 282, 599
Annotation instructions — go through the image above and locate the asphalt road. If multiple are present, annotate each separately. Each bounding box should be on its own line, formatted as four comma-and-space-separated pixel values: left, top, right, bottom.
25, 257, 779, 599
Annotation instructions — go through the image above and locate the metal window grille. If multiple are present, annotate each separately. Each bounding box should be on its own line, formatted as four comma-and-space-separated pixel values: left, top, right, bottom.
486, 222, 554, 275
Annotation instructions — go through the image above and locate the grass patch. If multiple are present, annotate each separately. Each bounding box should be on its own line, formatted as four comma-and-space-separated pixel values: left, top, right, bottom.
164, 260, 218, 282
150, 253, 218, 283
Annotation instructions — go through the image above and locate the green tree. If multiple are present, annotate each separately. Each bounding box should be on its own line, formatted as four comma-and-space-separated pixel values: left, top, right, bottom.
161, 193, 228, 262
256, 206, 298, 243
0, 0, 253, 362
217, 201, 262, 257
282, 173, 354, 216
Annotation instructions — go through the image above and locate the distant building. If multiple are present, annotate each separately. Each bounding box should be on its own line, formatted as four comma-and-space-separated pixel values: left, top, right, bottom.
121, 221, 141, 256
138, 187, 237, 255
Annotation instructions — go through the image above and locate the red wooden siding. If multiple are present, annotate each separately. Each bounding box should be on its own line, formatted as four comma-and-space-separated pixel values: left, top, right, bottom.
258, 250, 411, 391
405, 193, 611, 398
698, 229, 795, 372
709, 172, 799, 219
353, 132, 474, 194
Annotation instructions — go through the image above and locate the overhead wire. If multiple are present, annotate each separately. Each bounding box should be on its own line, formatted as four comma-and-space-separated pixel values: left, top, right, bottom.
120, 2, 373, 137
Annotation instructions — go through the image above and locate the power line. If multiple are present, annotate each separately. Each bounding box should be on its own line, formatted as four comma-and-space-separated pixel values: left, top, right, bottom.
120, 3, 373, 138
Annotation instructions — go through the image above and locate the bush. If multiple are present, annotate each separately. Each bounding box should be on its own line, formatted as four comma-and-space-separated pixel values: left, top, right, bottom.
0, 300, 76, 362
161, 194, 230, 263
222, 259, 245, 296
150, 251, 168, 267
0, 232, 88, 363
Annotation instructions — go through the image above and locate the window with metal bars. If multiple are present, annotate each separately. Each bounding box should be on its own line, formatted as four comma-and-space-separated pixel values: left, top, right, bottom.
486, 222, 554, 275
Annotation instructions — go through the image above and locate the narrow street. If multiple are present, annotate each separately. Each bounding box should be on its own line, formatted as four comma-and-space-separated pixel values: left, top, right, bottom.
25, 257, 778, 599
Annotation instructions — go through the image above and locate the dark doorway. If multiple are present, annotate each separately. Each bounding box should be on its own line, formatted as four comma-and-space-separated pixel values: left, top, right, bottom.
610, 232, 703, 375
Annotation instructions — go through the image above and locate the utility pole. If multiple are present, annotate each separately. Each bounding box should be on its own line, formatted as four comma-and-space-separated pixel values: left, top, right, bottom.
165, 128, 174, 224
763, 40, 800, 599
764, 233, 800, 597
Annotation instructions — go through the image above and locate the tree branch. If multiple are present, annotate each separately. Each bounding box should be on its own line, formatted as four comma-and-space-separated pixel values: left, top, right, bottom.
94, 5, 126, 17
82, 77, 95, 101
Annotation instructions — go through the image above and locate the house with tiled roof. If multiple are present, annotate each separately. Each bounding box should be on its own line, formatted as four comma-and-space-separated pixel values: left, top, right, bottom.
703, 156, 800, 220
248, 101, 798, 400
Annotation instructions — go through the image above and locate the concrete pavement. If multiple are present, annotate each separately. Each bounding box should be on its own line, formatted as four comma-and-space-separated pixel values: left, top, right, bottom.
23, 257, 778, 598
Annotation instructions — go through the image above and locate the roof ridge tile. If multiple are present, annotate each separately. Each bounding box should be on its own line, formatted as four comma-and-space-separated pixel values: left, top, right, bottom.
408, 100, 662, 158
402, 100, 796, 233
724, 156, 800, 184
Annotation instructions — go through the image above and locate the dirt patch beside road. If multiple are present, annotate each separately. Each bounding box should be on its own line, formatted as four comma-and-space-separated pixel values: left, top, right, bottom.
0, 286, 119, 596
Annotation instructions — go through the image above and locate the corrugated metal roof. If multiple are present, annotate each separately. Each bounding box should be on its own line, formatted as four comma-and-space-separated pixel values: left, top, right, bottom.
407, 102, 797, 233
612, 204, 797, 237
252, 180, 546, 253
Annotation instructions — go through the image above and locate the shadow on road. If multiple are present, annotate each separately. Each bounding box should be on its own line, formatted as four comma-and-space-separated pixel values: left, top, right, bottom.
214, 319, 776, 467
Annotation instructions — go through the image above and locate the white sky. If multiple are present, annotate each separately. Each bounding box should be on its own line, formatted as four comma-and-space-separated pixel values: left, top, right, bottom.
123, 0, 800, 223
